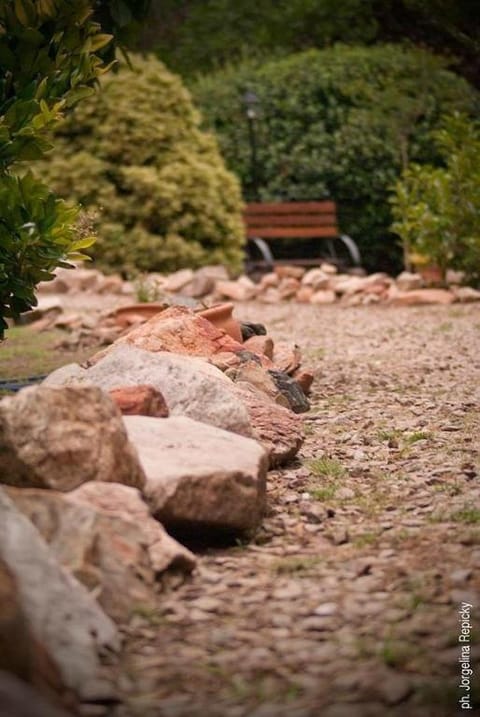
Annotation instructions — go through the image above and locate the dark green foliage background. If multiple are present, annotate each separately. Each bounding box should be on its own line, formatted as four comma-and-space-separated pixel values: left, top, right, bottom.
192, 45, 478, 272
144, 0, 480, 88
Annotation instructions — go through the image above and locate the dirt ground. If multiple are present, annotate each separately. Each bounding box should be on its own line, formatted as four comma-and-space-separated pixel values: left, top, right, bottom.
105, 302, 478, 717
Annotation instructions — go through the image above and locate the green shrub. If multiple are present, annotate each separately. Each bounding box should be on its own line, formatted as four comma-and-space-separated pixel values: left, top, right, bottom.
0, 0, 152, 336
39, 54, 246, 276
0, 0, 114, 335
191, 45, 478, 272
390, 114, 480, 284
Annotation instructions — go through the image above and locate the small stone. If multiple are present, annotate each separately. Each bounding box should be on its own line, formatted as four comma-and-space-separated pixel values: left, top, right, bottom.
278, 277, 301, 299
259, 287, 281, 303
274, 265, 305, 280
378, 673, 412, 705
189, 597, 221, 612
296, 286, 315, 303
164, 268, 195, 293
258, 272, 279, 289
389, 288, 455, 306
454, 286, 480, 303
395, 271, 423, 291
313, 602, 338, 617
449, 569, 472, 583
310, 289, 336, 304
291, 369, 315, 395
108, 384, 169, 417
302, 268, 331, 290
215, 278, 257, 302
243, 335, 275, 359
272, 582, 303, 600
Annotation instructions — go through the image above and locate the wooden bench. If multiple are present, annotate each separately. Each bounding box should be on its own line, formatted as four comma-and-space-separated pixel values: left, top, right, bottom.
244, 200, 361, 272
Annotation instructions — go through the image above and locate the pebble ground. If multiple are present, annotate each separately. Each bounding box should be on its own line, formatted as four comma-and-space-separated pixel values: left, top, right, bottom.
112, 302, 480, 717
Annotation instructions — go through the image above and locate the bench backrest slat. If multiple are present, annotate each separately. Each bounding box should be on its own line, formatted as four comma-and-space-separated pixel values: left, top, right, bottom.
245, 200, 336, 215
246, 226, 338, 239
245, 213, 336, 228
245, 200, 338, 240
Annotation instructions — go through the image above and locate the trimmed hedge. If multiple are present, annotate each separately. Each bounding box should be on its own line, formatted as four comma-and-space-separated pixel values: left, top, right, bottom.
192, 45, 479, 272
38, 54, 245, 276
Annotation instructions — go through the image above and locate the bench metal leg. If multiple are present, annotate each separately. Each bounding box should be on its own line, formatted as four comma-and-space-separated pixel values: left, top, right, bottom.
247, 237, 275, 271
339, 234, 362, 266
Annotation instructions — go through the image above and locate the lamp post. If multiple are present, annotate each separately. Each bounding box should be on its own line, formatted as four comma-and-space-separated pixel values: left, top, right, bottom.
243, 90, 260, 201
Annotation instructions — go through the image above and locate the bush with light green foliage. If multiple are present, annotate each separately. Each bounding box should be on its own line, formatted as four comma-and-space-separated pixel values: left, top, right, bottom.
192, 45, 478, 272
39, 54, 246, 276
390, 114, 480, 284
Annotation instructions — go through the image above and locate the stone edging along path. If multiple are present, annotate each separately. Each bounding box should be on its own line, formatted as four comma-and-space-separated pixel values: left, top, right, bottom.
0, 300, 311, 714
1, 293, 479, 716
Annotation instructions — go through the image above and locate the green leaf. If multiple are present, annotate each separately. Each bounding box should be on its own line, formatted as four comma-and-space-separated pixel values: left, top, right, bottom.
14, 0, 35, 27
70, 235, 96, 250
65, 86, 95, 108
89, 33, 113, 53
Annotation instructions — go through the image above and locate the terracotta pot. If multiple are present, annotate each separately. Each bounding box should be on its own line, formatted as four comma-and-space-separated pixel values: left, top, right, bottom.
112, 302, 167, 328
418, 265, 444, 286
198, 302, 243, 343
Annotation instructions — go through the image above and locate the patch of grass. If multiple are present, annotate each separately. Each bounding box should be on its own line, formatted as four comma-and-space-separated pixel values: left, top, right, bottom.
133, 273, 165, 303
432, 480, 464, 496
376, 428, 403, 443
271, 556, 322, 575
435, 321, 453, 333
430, 506, 480, 525
0, 327, 94, 382
306, 456, 347, 480
309, 484, 338, 501
305, 347, 325, 360
352, 531, 380, 548
129, 604, 165, 625
376, 427, 432, 446
449, 507, 480, 524
379, 639, 415, 668
404, 430, 432, 444
303, 422, 316, 436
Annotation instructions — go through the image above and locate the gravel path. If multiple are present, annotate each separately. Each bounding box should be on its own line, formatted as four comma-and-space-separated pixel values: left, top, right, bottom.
114, 302, 480, 717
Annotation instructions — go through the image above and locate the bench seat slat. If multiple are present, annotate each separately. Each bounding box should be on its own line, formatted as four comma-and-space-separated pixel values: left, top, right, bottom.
247, 226, 338, 239
245, 201, 336, 215
245, 213, 337, 228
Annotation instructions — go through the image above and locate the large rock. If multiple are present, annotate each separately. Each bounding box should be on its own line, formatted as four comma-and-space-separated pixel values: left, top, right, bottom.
46, 345, 253, 438
0, 673, 71, 717
232, 384, 305, 467
6, 484, 195, 622
0, 489, 120, 699
89, 305, 244, 364
124, 415, 268, 532
0, 562, 69, 709
68, 483, 196, 574
0, 385, 145, 492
